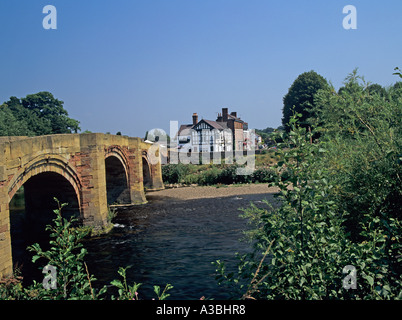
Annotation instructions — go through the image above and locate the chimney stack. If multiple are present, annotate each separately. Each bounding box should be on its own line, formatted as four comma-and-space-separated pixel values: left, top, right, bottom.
230, 111, 237, 118
222, 108, 228, 121
192, 113, 198, 126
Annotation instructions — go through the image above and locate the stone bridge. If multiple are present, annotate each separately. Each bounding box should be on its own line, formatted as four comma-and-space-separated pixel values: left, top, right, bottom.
0, 133, 164, 277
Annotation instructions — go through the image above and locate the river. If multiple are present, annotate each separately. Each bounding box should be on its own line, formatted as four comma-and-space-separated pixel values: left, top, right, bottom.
83, 187, 277, 300
9, 185, 277, 300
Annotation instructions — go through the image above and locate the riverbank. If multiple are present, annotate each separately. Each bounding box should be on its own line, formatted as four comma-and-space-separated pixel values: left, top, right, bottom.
146, 183, 280, 201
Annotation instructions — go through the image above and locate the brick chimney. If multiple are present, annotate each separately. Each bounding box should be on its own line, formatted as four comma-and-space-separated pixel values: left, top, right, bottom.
230, 111, 237, 118
222, 108, 228, 122
192, 113, 198, 126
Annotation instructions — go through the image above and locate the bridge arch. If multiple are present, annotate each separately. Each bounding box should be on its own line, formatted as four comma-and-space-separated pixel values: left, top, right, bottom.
0, 133, 165, 278
104, 147, 131, 205
142, 152, 152, 189
7, 157, 82, 284
8, 154, 82, 207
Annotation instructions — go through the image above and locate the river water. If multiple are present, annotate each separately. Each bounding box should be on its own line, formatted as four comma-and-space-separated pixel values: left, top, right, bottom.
9, 187, 276, 300
83, 191, 276, 300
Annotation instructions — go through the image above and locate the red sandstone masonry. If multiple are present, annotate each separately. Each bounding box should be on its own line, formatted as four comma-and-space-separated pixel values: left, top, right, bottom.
0, 224, 7, 233
0, 133, 163, 277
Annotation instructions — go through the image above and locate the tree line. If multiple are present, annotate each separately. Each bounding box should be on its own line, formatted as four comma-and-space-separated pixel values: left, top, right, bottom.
281, 68, 402, 132
215, 68, 401, 299
0, 91, 80, 136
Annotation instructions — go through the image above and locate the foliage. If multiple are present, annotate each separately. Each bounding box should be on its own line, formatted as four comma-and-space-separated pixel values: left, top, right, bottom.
393, 66, 402, 78
107, 206, 117, 223
162, 163, 190, 184
166, 163, 276, 186
110, 266, 142, 300
0, 270, 25, 300
110, 266, 173, 300
0, 104, 33, 136
311, 69, 402, 238
251, 168, 276, 183
215, 116, 351, 299
27, 199, 106, 300
0, 199, 174, 300
282, 70, 329, 132
153, 283, 174, 300
255, 127, 280, 145
197, 166, 222, 185
215, 99, 402, 300
1, 92, 80, 136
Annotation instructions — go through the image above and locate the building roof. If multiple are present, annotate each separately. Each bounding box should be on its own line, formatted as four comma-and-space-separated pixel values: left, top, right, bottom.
178, 108, 247, 138
202, 119, 227, 130
178, 119, 229, 136
177, 124, 193, 135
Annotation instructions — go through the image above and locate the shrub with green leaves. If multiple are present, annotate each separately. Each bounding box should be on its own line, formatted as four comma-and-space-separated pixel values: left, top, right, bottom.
27, 199, 106, 300
215, 98, 401, 300
215, 118, 350, 299
110, 266, 173, 300
251, 168, 276, 183
1, 199, 174, 300
198, 167, 221, 185
162, 163, 189, 184
311, 70, 402, 240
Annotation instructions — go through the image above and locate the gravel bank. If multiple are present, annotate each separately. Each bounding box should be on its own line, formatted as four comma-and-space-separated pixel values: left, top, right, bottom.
146, 184, 279, 201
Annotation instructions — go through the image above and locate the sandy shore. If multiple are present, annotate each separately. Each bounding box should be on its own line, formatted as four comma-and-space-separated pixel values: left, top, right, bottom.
147, 184, 279, 201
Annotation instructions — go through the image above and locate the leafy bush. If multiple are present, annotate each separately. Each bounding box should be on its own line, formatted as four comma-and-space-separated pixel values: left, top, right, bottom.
215, 103, 402, 300
162, 163, 189, 184
0, 199, 173, 300
27, 199, 105, 300
166, 163, 263, 186
218, 164, 252, 184
216, 119, 350, 299
251, 168, 276, 183
198, 167, 221, 185
182, 173, 200, 185
311, 70, 402, 239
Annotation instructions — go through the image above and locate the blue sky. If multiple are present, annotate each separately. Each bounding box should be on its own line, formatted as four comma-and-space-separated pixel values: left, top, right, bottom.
1, 0, 401, 137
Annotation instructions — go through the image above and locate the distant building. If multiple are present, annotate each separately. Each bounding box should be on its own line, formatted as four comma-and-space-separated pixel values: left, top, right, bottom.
253, 133, 262, 148
177, 107, 251, 152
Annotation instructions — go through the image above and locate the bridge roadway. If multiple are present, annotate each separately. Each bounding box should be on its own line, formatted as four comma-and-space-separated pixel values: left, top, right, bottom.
0, 133, 164, 277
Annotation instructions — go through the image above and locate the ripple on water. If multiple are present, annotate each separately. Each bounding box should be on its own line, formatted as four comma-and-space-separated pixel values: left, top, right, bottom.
83, 192, 276, 300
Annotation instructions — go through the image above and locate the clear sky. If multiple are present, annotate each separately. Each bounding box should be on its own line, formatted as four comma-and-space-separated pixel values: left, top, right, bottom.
1, 0, 401, 137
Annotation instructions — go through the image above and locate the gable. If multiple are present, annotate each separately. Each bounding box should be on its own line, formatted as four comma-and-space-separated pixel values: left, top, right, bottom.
193, 119, 225, 131
193, 120, 213, 131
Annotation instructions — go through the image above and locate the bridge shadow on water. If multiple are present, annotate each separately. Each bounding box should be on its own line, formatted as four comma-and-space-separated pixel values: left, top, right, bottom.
83, 191, 278, 300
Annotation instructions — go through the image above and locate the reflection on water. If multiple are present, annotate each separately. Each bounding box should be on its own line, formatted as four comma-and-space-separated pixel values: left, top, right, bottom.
83, 192, 275, 300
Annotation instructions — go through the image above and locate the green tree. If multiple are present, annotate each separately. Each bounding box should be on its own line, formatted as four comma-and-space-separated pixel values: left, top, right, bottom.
312, 70, 402, 237
215, 110, 401, 299
2, 92, 80, 136
215, 115, 352, 299
0, 104, 33, 136
282, 70, 329, 132
365, 83, 387, 98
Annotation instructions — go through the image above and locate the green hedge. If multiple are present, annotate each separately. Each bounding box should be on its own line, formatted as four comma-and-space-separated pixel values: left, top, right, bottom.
162, 163, 276, 185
